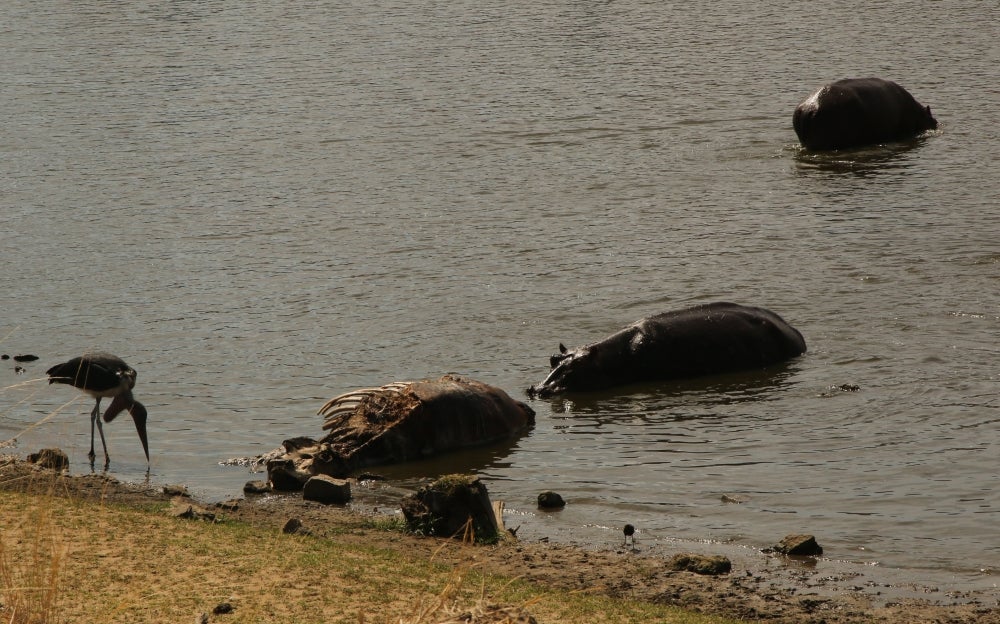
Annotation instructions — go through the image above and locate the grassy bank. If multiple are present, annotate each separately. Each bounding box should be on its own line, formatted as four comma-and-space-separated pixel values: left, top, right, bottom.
0, 486, 738, 624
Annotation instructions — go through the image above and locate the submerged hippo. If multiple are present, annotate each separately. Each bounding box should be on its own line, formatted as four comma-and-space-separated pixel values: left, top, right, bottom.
527, 302, 806, 398
793, 78, 937, 150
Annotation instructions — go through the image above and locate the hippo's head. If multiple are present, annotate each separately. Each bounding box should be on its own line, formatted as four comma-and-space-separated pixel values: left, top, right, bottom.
527, 343, 593, 398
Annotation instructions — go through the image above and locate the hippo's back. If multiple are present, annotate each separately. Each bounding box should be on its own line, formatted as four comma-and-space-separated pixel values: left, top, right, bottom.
633, 302, 806, 377
793, 77, 937, 150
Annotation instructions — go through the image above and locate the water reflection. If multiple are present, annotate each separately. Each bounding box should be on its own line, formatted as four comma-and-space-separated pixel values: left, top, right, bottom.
348, 435, 527, 482
792, 136, 932, 177
536, 365, 801, 416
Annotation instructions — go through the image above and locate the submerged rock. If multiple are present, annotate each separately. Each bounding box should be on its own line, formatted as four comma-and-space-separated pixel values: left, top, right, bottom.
772, 534, 824, 556
537, 491, 566, 509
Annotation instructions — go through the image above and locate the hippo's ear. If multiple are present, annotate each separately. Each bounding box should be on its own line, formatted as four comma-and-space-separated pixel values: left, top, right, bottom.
925, 105, 938, 129
559, 343, 567, 354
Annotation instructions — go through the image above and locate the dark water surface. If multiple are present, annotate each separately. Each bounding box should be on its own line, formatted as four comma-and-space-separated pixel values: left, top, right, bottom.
2, 0, 998, 596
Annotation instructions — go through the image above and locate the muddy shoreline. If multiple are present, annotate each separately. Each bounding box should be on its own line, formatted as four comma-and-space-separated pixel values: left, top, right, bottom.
2, 456, 998, 623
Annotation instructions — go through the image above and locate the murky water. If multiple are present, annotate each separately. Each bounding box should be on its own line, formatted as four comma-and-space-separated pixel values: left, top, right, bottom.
2, 0, 998, 594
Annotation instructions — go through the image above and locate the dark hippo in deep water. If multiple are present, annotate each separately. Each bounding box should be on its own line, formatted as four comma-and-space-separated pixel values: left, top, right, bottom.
793, 78, 937, 151
526, 302, 806, 398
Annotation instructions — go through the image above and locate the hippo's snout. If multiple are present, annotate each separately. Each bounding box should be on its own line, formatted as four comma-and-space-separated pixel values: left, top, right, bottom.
526, 361, 571, 399
526, 383, 552, 399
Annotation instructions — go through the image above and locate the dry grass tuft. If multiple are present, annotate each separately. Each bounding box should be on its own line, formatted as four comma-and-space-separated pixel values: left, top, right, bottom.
0, 482, 67, 624
391, 520, 539, 624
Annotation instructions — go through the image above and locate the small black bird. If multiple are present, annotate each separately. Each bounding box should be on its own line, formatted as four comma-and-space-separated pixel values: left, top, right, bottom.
623, 523, 636, 548
47, 352, 149, 468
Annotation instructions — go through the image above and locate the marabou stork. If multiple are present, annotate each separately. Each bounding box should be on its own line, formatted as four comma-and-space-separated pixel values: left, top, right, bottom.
47, 352, 149, 468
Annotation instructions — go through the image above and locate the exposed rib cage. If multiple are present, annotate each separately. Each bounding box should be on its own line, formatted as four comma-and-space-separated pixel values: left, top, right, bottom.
317, 381, 411, 430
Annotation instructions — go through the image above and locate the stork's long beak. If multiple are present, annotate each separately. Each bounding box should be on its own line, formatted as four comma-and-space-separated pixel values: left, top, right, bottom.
130, 401, 150, 463
102, 393, 149, 463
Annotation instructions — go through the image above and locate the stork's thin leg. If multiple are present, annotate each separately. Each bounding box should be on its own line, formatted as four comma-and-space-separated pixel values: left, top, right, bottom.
88, 400, 101, 466
95, 418, 110, 469
92, 399, 111, 468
